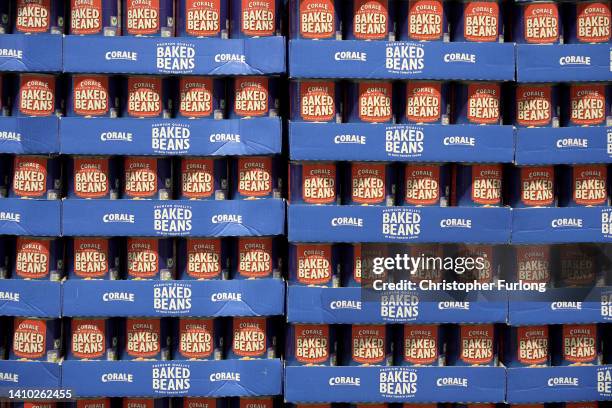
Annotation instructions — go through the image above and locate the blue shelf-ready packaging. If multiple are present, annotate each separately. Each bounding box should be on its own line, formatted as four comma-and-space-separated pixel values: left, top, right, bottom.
0, 198, 61, 236
0, 280, 61, 318
0, 117, 60, 154
0, 34, 62, 72
0, 361, 61, 389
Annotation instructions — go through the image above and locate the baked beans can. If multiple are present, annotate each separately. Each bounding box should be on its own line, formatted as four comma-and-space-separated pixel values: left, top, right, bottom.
123, 157, 173, 200
453, 244, 499, 284
67, 318, 117, 360
231, 237, 282, 279
289, 161, 340, 205
70, 0, 120, 36
231, 398, 275, 408
13, 74, 62, 117
10, 317, 61, 362
10, 155, 62, 200
123, 76, 172, 119
231, 156, 282, 199
565, 1, 611, 44
560, 164, 609, 207
504, 325, 549, 368
177, 0, 229, 38
122, 318, 171, 360
454, 82, 502, 125
399, 81, 450, 125
179, 157, 228, 200
342, 161, 394, 206
406, 244, 445, 284
291, 0, 342, 40
227, 317, 276, 359
399, 0, 450, 42
231, 0, 282, 37
174, 318, 222, 360
123, 0, 174, 36
556, 244, 604, 287
122, 399, 169, 408
553, 324, 602, 366
67, 399, 112, 408
395, 324, 444, 366
288, 243, 340, 287
175, 398, 222, 408
126, 237, 175, 280
67, 156, 120, 199
345, 81, 394, 124
558, 403, 600, 408
564, 83, 612, 127
285, 324, 336, 366
342, 243, 389, 287
176, 77, 225, 119
13, 237, 63, 280
513, 83, 560, 128
344, 0, 394, 41
66, 237, 120, 280
512, 245, 552, 285
508, 165, 557, 208
454, 164, 503, 207
513, 1, 562, 44
447, 324, 497, 366
452, 0, 503, 42
398, 163, 450, 206
15, 0, 65, 34
67, 75, 119, 118
177, 238, 229, 280
343, 324, 392, 366
229, 77, 279, 118
290, 80, 342, 123
13, 404, 59, 408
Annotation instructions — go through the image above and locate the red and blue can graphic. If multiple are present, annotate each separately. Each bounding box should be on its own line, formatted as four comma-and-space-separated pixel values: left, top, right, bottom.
343, 324, 392, 366
407, 244, 445, 284
513, 1, 562, 44
512, 245, 551, 285
70, 0, 119, 36
454, 82, 502, 125
178, 0, 228, 38
565, 1, 611, 44
290, 80, 341, 123
508, 166, 556, 208
174, 318, 222, 360
231, 0, 281, 37
177, 238, 229, 280
554, 324, 602, 366
395, 324, 444, 366
345, 0, 394, 41
557, 244, 603, 287
123, 157, 173, 200
232, 156, 282, 199
13, 237, 63, 281
123, 0, 174, 36
122, 318, 170, 360
67, 75, 118, 117
448, 324, 497, 366
229, 76, 278, 118
286, 324, 336, 366
289, 243, 340, 287
399, 0, 450, 41
345, 81, 393, 123
400, 81, 450, 124
291, 0, 341, 39
15, 0, 65, 34
513, 84, 559, 128
398, 163, 450, 206
68, 156, 120, 199
175, 399, 222, 408
10, 156, 61, 200
564, 83, 611, 127
454, 245, 498, 284
10, 317, 61, 362
227, 317, 276, 359
504, 325, 549, 368
68, 318, 116, 360
454, 164, 503, 207
342, 243, 389, 287
179, 157, 228, 200
126, 237, 175, 280
66, 237, 120, 280
177, 77, 225, 119
289, 161, 339, 204
452, 0, 502, 42
124, 76, 172, 118
232, 237, 282, 279
343, 162, 394, 206
560, 165, 609, 207
14, 74, 62, 117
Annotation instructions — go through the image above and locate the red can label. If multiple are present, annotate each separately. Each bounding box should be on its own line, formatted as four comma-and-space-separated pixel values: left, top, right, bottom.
182, 158, 214, 199
467, 83, 500, 124
409, 0, 444, 41
406, 82, 442, 123
524, 3, 559, 44
517, 326, 548, 365
471, 165, 502, 205
460, 325, 494, 365
563, 325, 597, 364
241, 0, 275, 36
358, 83, 392, 122
577, 2, 611, 43
16, 0, 51, 33
126, 0, 160, 35
125, 157, 158, 198
71, 0, 104, 35
13, 318, 46, 359
570, 84, 606, 126
71, 319, 106, 359
461, 245, 494, 283
405, 165, 440, 205
238, 157, 272, 197
302, 163, 336, 204
403, 325, 439, 365
463, 1, 499, 42
516, 246, 550, 283
351, 163, 386, 204
74, 157, 109, 198
234, 77, 269, 117
240, 398, 273, 408
13, 157, 48, 198
16, 238, 50, 279
295, 324, 329, 364
183, 399, 217, 408
353, 0, 388, 40
516, 85, 552, 127
124, 400, 154, 408
77, 399, 111, 408
232, 318, 266, 357
560, 247, 596, 286
520, 166, 554, 207
179, 319, 215, 359
300, 0, 335, 39
127, 238, 159, 279
74, 238, 109, 279
300, 82, 336, 122
126, 319, 160, 358
187, 239, 222, 279
179, 77, 214, 117
238, 237, 273, 278
186, 0, 221, 37
297, 244, 332, 285
127, 77, 162, 117
352, 245, 363, 283
19, 75, 55, 116
351, 325, 386, 365
573, 165, 607, 206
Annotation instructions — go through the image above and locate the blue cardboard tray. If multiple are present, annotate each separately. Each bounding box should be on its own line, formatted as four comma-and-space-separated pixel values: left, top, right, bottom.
0, 117, 60, 154
0, 199, 61, 236
0, 280, 61, 318
0, 34, 62, 72
0, 361, 61, 389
